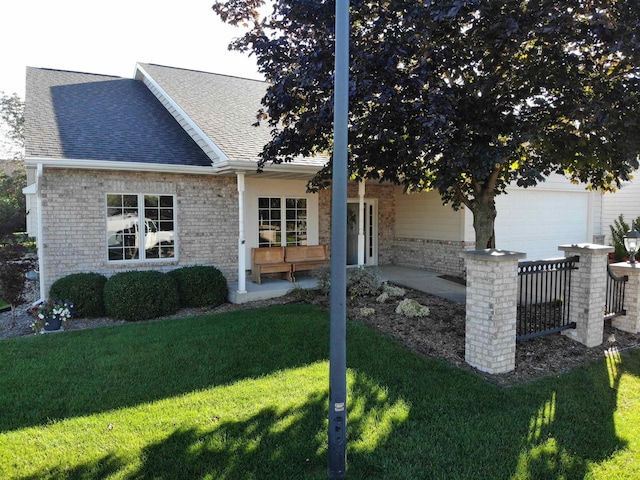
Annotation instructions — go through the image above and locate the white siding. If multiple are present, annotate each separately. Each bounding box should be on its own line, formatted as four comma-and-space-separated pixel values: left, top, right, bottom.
244, 178, 319, 259
394, 190, 464, 241
601, 179, 640, 244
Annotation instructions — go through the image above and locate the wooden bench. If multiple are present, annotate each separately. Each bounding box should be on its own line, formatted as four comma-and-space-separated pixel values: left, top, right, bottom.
285, 245, 329, 281
251, 247, 292, 284
250, 245, 329, 284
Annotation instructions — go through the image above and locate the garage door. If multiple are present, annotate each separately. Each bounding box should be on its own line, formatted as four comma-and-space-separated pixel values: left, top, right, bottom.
494, 189, 590, 261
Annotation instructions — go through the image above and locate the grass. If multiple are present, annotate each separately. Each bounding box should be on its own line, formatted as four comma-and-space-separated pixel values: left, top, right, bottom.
0, 304, 639, 479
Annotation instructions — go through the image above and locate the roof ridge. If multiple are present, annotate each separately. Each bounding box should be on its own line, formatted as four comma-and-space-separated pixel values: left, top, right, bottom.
139, 62, 266, 84
27, 66, 123, 80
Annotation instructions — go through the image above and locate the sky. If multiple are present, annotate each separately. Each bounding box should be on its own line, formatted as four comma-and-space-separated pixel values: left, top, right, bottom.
0, 0, 262, 99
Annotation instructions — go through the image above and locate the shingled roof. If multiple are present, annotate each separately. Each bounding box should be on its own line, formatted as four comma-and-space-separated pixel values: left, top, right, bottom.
25, 67, 212, 167
25, 64, 327, 173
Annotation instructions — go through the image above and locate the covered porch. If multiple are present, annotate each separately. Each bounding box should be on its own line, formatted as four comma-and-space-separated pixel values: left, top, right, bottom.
228, 265, 466, 304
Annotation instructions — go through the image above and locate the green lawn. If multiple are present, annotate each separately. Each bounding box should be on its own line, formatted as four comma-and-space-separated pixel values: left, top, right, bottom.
0, 304, 639, 479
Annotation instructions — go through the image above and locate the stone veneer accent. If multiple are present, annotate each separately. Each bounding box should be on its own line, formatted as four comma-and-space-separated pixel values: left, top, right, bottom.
39, 168, 238, 297
392, 238, 472, 278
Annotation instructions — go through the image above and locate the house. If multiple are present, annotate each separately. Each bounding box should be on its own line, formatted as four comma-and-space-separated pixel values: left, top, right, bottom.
24, 63, 603, 303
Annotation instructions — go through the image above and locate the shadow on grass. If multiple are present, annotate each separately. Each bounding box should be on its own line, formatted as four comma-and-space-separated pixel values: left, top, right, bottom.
0, 304, 330, 433
3, 304, 638, 479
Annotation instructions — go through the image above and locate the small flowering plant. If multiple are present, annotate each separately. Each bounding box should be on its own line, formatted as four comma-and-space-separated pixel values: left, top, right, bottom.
30, 299, 75, 333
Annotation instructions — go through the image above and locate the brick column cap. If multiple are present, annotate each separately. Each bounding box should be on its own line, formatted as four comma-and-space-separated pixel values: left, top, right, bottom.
462, 249, 526, 262
558, 243, 613, 254
609, 261, 640, 272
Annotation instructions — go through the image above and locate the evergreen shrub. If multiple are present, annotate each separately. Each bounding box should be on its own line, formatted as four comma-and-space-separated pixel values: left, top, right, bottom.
168, 265, 228, 308
104, 271, 179, 321
49, 272, 107, 318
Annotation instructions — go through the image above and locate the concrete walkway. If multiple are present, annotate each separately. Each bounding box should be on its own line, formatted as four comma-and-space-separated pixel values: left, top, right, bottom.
378, 265, 466, 304
229, 265, 466, 304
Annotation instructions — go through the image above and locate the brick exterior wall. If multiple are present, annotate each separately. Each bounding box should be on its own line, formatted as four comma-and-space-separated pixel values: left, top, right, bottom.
392, 238, 471, 277
39, 168, 238, 296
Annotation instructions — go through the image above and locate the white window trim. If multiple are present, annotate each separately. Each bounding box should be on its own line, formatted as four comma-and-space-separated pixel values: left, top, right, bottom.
106, 193, 178, 263
258, 196, 309, 247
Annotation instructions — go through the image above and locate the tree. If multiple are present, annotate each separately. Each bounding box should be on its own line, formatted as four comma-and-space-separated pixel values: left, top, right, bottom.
0, 92, 25, 160
0, 92, 29, 325
213, 0, 640, 248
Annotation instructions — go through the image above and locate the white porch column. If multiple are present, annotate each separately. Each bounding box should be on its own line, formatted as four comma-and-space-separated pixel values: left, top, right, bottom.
358, 180, 365, 266
36, 163, 45, 301
236, 172, 247, 293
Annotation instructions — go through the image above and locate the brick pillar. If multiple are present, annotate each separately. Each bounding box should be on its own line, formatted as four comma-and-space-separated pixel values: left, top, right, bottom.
463, 249, 525, 374
608, 262, 640, 334
558, 244, 613, 347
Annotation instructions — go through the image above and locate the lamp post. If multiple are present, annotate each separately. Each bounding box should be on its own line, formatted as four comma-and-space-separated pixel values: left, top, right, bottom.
623, 228, 640, 264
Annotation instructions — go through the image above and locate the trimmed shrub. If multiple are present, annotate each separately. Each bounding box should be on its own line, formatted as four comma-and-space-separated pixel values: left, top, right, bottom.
49, 272, 107, 318
104, 271, 179, 321
168, 265, 228, 308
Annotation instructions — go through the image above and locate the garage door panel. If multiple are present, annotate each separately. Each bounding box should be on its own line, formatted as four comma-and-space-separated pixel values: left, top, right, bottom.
494, 190, 589, 261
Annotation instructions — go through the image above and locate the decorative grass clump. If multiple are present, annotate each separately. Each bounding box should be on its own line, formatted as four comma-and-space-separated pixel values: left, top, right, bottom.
49, 272, 108, 318
104, 270, 179, 321
168, 265, 228, 308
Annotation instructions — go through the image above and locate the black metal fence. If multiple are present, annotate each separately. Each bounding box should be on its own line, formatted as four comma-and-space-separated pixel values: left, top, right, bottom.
517, 256, 579, 342
605, 265, 627, 319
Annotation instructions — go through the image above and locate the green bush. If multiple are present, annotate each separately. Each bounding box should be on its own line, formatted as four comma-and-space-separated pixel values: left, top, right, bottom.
347, 266, 382, 299
168, 265, 228, 308
313, 265, 382, 299
104, 271, 179, 321
609, 214, 640, 261
49, 272, 107, 318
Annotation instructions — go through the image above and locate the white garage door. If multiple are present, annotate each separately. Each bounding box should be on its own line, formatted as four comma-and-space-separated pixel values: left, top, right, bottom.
494, 190, 590, 261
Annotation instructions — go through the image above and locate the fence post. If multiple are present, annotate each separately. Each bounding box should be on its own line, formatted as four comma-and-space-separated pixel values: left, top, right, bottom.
609, 262, 640, 334
558, 243, 613, 347
462, 249, 525, 374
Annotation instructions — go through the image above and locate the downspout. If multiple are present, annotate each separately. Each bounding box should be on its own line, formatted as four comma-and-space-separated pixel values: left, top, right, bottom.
358, 180, 365, 266
35, 163, 45, 301
236, 172, 247, 294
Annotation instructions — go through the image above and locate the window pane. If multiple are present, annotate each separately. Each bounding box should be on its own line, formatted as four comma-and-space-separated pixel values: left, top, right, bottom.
122, 195, 137, 208
107, 194, 175, 262
270, 198, 281, 209
159, 196, 173, 207
258, 197, 269, 208
297, 198, 307, 209
144, 195, 174, 260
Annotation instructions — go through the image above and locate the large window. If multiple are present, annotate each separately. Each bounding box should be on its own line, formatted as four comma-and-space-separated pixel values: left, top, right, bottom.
258, 197, 307, 247
107, 194, 176, 261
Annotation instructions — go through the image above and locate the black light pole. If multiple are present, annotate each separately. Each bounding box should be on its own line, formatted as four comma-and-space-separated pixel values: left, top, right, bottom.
328, 0, 349, 478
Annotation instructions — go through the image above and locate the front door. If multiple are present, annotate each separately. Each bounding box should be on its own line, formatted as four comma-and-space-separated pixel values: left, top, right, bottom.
346, 199, 378, 266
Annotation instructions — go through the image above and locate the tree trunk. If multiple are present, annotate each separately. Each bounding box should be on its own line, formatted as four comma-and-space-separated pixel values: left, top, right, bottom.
471, 197, 497, 250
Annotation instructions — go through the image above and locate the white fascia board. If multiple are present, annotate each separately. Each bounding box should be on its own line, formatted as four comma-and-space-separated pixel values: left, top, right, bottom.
212, 159, 322, 176
134, 63, 230, 165
25, 157, 220, 175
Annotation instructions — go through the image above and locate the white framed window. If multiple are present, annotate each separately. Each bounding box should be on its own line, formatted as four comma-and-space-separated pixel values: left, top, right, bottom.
106, 194, 176, 262
258, 197, 307, 247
